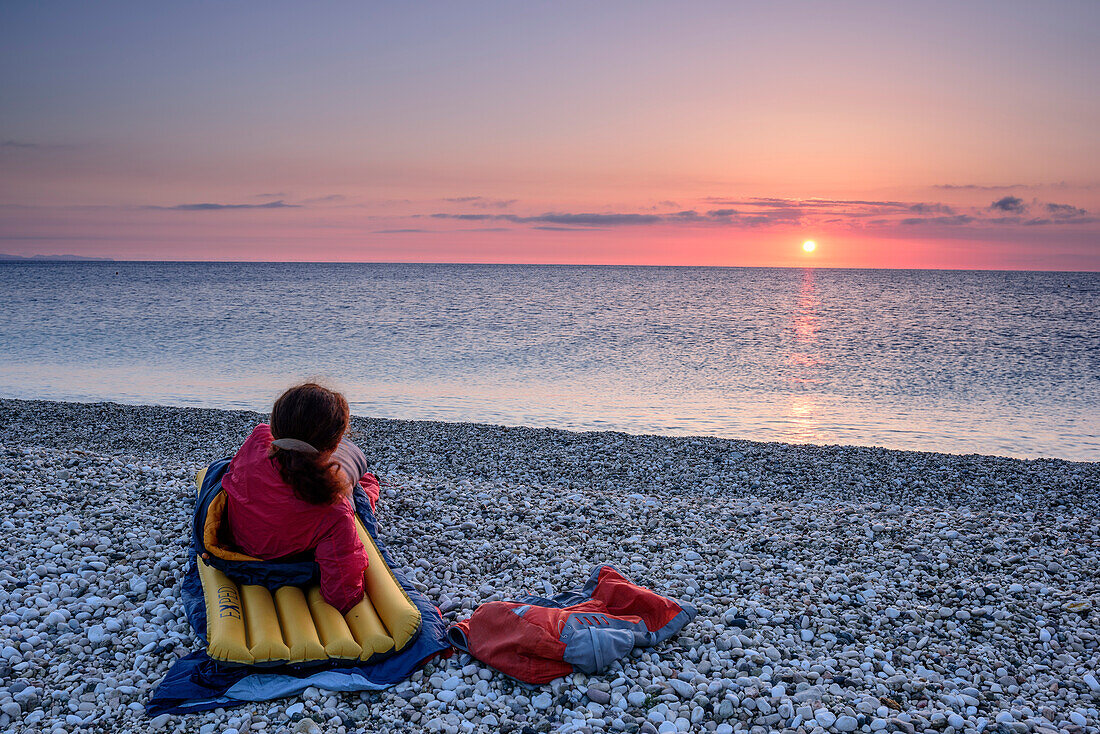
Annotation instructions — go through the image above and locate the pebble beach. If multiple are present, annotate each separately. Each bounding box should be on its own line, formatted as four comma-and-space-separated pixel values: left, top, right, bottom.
1, 397, 1097, 734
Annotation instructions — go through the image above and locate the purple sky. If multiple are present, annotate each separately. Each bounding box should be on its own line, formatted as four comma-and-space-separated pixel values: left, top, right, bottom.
2, 1, 1098, 268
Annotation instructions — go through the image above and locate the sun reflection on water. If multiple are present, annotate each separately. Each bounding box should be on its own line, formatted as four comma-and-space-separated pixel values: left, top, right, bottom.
787, 393, 826, 443
793, 267, 819, 344
785, 268, 824, 440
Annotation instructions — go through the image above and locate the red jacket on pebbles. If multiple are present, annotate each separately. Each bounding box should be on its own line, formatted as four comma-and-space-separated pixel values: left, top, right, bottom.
448, 566, 697, 684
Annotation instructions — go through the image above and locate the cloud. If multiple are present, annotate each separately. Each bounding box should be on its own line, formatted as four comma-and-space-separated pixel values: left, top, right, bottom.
430, 212, 662, 226
1046, 202, 1088, 217
738, 215, 795, 227
530, 213, 661, 226
444, 196, 518, 209
934, 182, 1095, 191
425, 197, 982, 234
1022, 214, 1098, 226
148, 200, 300, 211
427, 200, 889, 230
745, 208, 804, 222
704, 197, 908, 209
789, 198, 908, 209
430, 213, 496, 221
704, 197, 802, 208
700, 197, 918, 222
900, 215, 976, 226
909, 202, 955, 215
416, 195, 1100, 234
375, 228, 426, 233
1, 140, 42, 149
935, 183, 1030, 191
302, 194, 345, 204
990, 196, 1027, 213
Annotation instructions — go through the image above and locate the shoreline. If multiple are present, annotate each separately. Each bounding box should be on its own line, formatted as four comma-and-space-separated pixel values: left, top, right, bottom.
2, 395, 1097, 466
1, 398, 1097, 733
0, 398, 1094, 516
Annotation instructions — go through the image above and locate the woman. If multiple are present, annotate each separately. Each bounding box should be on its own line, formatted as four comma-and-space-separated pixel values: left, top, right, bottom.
221, 383, 379, 613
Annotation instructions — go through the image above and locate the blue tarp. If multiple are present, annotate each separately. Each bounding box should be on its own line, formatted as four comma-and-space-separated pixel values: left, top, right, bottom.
147, 460, 451, 716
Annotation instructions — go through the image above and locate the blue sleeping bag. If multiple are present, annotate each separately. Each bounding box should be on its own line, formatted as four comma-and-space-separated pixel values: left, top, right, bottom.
147, 459, 451, 716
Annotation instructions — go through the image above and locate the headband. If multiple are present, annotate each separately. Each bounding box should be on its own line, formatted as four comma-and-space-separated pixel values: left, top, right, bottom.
270, 437, 320, 455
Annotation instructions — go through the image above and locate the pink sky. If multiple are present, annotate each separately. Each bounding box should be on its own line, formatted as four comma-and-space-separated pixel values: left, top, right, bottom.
2, 2, 1098, 269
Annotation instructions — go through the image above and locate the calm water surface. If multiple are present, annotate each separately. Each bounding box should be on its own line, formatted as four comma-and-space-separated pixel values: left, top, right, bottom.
1, 263, 1097, 460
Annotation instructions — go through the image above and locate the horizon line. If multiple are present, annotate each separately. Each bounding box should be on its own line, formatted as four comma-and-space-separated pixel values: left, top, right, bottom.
1, 258, 1097, 274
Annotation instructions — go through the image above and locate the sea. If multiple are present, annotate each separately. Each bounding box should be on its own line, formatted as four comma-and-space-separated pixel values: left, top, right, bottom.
1, 262, 1097, 461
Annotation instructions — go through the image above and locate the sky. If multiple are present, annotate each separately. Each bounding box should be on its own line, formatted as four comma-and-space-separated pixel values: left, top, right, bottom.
1, 1, 1098, 269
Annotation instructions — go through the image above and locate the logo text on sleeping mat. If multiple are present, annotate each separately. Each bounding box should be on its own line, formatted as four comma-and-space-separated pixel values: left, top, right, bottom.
217, 586, 242, 619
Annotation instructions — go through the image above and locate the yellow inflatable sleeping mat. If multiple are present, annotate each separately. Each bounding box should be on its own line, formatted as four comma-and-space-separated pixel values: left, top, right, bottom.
195, 468, 422, 667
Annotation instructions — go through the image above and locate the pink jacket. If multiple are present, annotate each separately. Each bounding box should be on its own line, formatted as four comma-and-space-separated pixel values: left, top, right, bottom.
222, 424, 380, 614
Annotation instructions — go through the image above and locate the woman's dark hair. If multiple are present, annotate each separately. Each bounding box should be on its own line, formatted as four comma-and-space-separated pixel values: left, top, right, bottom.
268, 383, 351, 505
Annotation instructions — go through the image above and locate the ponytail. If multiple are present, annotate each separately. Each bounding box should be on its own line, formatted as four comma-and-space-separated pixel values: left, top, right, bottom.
269, 447, 345, 505
268, 383, 351, 505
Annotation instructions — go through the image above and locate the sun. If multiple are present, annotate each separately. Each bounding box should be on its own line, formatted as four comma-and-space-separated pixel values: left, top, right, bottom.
802, 240, 817, 253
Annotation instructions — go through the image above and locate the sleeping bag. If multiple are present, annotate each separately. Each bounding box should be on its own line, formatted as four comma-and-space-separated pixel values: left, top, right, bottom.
146, 459, 451, 716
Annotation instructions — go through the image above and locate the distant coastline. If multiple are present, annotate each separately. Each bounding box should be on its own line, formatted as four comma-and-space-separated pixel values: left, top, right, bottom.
0, 253, 114, 262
